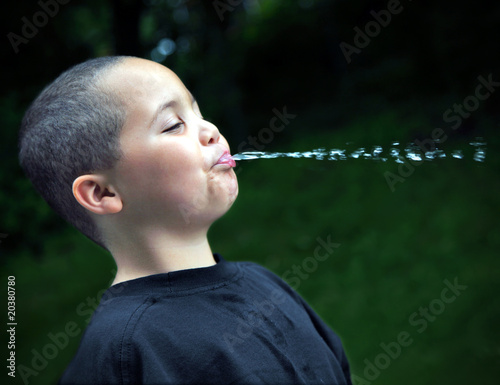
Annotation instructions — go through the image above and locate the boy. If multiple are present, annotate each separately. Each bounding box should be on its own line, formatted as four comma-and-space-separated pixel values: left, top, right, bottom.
19, 56, 352, 384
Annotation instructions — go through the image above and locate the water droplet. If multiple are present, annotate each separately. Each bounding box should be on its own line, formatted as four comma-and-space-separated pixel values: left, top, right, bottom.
473, 149, 486, 162
469, 137, 486, 147
424, 151, 436, 160
372, 146, 383, 156
451, 150, 464, 159
349, 148, 365, 159
436, 149, 446, 159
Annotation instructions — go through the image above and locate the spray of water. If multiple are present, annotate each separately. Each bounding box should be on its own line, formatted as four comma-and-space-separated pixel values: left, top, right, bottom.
232, 138, 487, 163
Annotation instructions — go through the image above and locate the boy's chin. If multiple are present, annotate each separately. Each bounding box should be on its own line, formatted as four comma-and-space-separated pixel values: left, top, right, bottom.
224, 170, 239, 203
214, 192, 238, 219
212, 193, 239, 224
175, 194, 238, 230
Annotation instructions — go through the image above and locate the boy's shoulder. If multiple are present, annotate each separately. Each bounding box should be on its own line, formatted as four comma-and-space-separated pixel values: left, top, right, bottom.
59, 292, 153, 384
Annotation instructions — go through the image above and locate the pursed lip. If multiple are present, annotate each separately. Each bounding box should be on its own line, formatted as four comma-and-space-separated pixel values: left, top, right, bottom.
214, 150, 236, 168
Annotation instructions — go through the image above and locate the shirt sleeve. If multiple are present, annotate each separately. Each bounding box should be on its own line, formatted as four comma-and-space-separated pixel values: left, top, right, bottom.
296, 295, 353, 384
245, 262, 353, 385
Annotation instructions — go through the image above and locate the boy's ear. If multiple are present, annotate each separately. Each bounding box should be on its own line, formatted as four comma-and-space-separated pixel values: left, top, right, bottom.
72, 174, 123, 215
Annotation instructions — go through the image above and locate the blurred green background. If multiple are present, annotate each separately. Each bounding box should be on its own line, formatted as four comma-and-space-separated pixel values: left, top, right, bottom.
1, 0, 499, 384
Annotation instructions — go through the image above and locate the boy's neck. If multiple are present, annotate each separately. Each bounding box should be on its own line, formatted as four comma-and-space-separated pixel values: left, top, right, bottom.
109, 230, 216, 286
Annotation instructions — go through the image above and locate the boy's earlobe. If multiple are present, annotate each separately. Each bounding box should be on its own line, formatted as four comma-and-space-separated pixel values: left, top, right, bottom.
72, 175, 123, 215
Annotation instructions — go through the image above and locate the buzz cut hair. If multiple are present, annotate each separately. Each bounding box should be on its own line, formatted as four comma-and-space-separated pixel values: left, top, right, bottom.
18, 56, 130, 250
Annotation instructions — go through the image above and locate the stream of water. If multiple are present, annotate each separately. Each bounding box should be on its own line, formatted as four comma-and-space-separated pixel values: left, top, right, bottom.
232, 138, 487, 163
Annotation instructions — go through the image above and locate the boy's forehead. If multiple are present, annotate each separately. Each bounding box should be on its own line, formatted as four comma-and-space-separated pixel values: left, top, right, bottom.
113, 57, 176, 80
103, 58, 188, 105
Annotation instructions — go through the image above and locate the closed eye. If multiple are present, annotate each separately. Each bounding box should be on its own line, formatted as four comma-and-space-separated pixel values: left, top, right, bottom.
162, 122, 183, 133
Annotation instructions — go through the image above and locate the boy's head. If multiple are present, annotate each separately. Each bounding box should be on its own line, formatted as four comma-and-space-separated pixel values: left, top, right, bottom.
19, 56, 238, 251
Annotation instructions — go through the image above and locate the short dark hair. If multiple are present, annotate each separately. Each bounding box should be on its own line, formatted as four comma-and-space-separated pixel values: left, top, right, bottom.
19, 56, 129, 250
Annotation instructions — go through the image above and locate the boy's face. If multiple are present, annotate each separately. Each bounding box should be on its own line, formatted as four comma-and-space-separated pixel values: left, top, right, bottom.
103, 58, 238, 232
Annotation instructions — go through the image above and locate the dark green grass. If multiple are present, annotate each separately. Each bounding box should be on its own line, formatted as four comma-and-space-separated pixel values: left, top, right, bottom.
3, 110, 499, 385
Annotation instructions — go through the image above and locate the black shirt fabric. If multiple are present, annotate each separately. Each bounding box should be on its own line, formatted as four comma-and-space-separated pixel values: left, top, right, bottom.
60, 255, 352, 384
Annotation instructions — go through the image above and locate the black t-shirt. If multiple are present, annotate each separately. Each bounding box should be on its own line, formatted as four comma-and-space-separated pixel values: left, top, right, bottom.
60, 254, 352, 384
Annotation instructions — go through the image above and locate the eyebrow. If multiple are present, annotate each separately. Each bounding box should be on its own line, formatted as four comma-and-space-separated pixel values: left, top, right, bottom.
150, 93, 198, 128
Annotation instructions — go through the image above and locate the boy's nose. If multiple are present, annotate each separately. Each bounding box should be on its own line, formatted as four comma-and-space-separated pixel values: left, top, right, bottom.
199, 120, 220, 146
